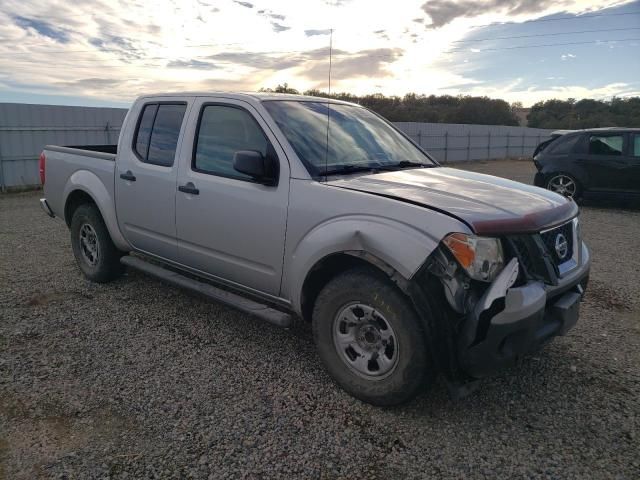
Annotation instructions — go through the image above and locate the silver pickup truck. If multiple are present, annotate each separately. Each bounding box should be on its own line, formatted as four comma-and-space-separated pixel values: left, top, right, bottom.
40, 92, 590, 405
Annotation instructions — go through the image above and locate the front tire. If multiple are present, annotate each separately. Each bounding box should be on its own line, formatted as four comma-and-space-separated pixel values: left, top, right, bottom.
70, 204, 124, 283
312, 268, 433, 406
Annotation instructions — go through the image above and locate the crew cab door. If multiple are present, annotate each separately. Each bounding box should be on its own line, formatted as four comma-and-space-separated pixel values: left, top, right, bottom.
115, 99, 190, 259
627, 133, 640, 193
175, 98, 290, 296
582, 132, 628, 192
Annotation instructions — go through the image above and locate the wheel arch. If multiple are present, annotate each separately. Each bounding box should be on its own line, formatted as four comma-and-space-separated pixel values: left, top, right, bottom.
62, 171, 131, 251
299, 251, 411, 323
64, 189, 95, 226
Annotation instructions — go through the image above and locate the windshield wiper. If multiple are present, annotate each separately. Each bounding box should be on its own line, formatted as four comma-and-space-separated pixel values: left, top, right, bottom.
374, 160, 433, 171
322, 160, 433, 177
395, 160, 433, 168
322, 164, 382, 176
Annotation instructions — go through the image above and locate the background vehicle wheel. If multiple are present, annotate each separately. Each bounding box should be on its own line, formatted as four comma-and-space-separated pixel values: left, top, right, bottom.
546, 173, 581, 200
312, 267, 433, 406
70, 204, 124, 283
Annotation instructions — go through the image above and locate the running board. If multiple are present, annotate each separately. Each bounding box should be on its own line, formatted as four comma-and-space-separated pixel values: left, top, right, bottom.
121, 256, 292, 328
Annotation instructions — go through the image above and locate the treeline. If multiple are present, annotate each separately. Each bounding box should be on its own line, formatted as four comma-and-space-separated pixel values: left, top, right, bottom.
527, 98, 640, 129
262, 84, 519, 126
261, 84, 640, 128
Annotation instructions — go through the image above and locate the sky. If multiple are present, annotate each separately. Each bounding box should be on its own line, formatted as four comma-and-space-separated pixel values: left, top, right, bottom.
0, 0, 639, 108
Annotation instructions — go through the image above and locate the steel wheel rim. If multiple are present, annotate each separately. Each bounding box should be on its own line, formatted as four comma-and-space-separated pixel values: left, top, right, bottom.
79, 223, 99, 266
547, 175, 577, 198
332, 302, 399, 380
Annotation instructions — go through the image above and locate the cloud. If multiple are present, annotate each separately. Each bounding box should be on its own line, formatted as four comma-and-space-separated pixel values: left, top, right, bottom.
561, 53, 577, 60
13, 16, 70, 43
373, 29, 390, 40
258, 10, 286, 20
167, 59, 219, 70
89, 34, 144, 60
205, 47, 401, 81
305, 29, 332, 36
421, 0, 559, 27
56, 78, 123, 89
302, 48, 404, 81
271, 22, 291, 33
0, 0, 635, 106
255, 8, 289, 32
206, 52, 301, 70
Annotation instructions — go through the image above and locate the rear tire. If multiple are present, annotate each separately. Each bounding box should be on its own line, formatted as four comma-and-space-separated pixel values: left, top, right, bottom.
312, 267, 433, 406
546, 173, 581, 201
70, 204, 124, 283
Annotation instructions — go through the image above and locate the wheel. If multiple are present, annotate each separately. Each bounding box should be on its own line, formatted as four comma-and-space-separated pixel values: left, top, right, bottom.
70, 204, 124, 283
312, 268, 433, 406
546, 173, 581, 200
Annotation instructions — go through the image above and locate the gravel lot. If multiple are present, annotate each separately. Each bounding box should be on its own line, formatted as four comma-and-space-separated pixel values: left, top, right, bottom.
1, 159, 639, 479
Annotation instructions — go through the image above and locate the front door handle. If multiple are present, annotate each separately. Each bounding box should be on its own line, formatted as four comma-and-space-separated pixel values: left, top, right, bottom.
120, 171, 136, 182
178, 182, 199, 195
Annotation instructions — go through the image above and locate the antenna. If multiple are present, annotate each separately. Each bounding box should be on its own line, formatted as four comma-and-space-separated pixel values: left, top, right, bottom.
323, 28, 333, 182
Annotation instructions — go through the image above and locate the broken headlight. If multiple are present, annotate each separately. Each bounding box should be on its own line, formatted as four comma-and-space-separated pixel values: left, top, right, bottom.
442, 233, 504, 282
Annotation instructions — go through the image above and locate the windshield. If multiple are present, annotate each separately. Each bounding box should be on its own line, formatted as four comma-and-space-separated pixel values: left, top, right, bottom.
262, 100, 436, 176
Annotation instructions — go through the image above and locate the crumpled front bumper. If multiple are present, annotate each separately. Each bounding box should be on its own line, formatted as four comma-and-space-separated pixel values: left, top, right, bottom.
458, 242, 590, 378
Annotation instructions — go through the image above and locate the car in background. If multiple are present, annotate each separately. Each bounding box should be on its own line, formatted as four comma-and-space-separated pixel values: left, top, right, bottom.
533, 127, 640, 201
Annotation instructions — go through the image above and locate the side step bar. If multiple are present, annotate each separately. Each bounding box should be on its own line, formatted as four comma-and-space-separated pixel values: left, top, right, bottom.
121, 256, 292, 328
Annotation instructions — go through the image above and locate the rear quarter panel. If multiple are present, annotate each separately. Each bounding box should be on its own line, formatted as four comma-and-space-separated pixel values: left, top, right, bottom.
43, 149, 130, 251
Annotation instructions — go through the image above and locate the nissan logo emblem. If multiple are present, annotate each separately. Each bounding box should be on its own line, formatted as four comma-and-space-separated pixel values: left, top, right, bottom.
555, 233, 569, 260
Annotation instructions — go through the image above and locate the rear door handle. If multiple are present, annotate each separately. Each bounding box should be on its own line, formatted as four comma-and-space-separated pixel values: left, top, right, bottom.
120, 171, 136, 182
178, 182, 199, 195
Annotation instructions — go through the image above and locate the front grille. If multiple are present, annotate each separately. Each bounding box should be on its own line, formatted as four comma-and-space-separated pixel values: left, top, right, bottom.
505, 219, 576, 286
509, 237, 535, 274
540, 221, 574, 267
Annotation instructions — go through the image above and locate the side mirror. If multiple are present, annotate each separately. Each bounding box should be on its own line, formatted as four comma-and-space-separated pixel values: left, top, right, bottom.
233, 150, 278, 185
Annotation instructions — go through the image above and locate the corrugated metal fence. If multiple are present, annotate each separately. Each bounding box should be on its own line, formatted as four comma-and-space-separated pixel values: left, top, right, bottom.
395, 122, 554, 163
0, 103, 126, 190
0, 103, 554, 190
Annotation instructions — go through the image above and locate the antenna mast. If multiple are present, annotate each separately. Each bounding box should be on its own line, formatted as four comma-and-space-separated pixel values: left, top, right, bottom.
324, 28, 332, 182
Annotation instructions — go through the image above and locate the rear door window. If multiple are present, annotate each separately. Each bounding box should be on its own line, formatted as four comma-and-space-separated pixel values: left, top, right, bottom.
133, 103, 187, 166
631, 134, 640, 157
533, 138, 555, 157
133, 104, 158, 160
588, 134, 624, 156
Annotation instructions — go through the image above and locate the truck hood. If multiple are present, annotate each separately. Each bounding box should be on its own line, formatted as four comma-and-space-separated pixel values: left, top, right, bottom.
326, 167, 578, 235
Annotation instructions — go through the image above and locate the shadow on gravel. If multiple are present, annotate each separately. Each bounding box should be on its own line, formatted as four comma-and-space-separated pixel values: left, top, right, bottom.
581, 197, 640, 211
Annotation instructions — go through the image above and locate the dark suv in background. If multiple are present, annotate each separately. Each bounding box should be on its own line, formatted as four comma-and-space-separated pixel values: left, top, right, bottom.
533, 128, 640, 201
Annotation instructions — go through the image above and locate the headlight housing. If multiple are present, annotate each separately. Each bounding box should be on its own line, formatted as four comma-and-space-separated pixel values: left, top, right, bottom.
442, 233, 504, 282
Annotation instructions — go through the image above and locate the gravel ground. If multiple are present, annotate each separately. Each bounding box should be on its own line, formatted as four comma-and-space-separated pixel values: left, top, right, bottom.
1, 159, 639, 479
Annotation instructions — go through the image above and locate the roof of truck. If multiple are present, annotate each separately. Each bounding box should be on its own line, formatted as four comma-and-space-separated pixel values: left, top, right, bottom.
138, 92, 359, 106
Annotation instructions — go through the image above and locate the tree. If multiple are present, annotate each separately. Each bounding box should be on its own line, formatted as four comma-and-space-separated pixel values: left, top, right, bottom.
262, 85, 640, 127
527, 98, 640, 129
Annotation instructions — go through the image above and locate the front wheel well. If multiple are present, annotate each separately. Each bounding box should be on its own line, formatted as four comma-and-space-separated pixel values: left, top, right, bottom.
64, 190, 96, 227
299, 252, 409, 322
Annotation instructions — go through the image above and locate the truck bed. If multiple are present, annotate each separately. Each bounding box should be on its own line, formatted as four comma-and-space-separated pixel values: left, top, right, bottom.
42, 144, 119, 221
45, 144, 117, 160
